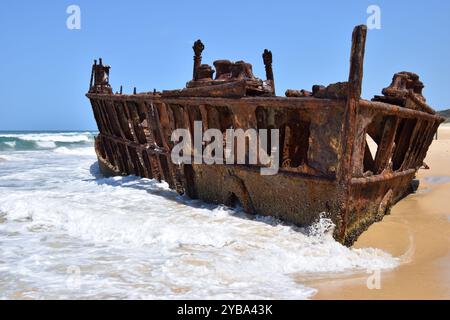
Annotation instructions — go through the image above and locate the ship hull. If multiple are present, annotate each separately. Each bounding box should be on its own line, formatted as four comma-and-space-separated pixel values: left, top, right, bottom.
87, 93, 443, 245
86, 25, 444, 245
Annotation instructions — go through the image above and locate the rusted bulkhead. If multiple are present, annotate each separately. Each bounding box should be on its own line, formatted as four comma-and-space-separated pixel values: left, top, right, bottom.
86, 25, 445, 246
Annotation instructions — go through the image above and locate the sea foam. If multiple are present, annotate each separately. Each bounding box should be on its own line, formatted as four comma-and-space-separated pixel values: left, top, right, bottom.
0, 131, 399, 299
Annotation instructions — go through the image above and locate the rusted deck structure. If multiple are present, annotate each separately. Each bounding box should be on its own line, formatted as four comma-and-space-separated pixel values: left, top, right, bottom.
86, 25, 445, 245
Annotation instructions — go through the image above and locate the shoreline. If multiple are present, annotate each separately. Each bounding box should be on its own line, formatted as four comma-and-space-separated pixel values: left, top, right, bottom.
312, 124, 450, 299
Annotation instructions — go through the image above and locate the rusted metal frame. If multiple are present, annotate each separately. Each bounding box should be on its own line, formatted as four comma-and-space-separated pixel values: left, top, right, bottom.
122, 101, 140, 144
158, 103, 193, 193
391, 118, 417, 171
99, 100, 119, 137
106, 102, 128, 139
94, 137, 107, 159
192, 40, 204, 81
281, 111, 310, 168
110, 102, 137, 171
373, 116, 400, 174
165, 103, 199, 192
123, 144, 138, 175
164, 104, 188, 192
404, 120, 432, 169
96, 136, 110, 163
413, 120, 439, 168
98, 134, 116, 167
100, 132, 170, 154
280, 124, 290, 168
185, 105, 205, 162
351, 168, 416, 185
351, 108, 375, 177
263, 49, 275, 95
101, 135, 127, 173
127, 145, 145, 177
104, 101, 125, 139
115, 141, 130, 173
214, 163, 337, 182
136, 150, 149, 177
359, 99, 444, 123
101, 102, 136, 174
140, 102, 160, 150
140, 150, 154, 179
339, 25, 367, 182
103, 137, 123, 172
122, 101, 139, 143
164, 97, 341, 110
86, 93, 342, 110
413, 122, 433, 167
157, 103, 176, 145
135, 151, 148, 178
400, 119, 424, 171
94, 100, 113, 135
100, 132, 170, 179
118, 143, 137, 176
126, 101, 148, 143
136, 101, 157, 145
92, 101, 107, 134
133, 148, 149, 178
142, 101, 161, 168
148, 153, 163, 181
146, 102, 178, 189
186, 104, 203, 138
126, 101, 147, 145
101, 132, 165, 177
90, 101, 106, 134
89, 63, 95, 91
414, 121, 437, 165
363, 142, 376, 173
128, 101, 153, 178
162, 103, 188, 194
147, 103, 167, 148
184, 104, 200, 160
337, 25, 367, 241
113, 101, 134, 141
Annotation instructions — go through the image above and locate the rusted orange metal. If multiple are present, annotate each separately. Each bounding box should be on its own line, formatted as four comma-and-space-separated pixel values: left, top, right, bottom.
86, 25, 445, 246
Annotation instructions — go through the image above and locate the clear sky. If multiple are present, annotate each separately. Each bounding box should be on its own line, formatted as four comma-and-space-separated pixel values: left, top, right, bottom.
0, 0, 449, 130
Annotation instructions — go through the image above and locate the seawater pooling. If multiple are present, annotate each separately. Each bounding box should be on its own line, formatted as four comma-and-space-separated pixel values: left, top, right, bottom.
0, 131, 399, 299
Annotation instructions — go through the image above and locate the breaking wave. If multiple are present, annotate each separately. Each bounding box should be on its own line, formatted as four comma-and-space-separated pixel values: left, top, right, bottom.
0, 132, 96, 151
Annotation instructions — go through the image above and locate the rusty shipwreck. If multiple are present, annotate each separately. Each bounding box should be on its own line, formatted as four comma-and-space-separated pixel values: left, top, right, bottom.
86, 25, 445, 246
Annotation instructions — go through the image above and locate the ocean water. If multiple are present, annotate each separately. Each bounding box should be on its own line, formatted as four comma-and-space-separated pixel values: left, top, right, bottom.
0, 131, 399, 299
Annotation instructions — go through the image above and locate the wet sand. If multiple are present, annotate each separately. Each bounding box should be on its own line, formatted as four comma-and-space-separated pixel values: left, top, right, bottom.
312, 124, 450, 299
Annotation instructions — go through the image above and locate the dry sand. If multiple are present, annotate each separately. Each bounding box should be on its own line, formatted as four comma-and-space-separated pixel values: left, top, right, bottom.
312, 123, 450, 299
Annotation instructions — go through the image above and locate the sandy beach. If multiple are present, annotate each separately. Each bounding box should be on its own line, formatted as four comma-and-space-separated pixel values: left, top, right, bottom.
313, 123, 450, 299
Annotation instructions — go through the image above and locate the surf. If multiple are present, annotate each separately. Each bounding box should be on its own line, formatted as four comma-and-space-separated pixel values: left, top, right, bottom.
0, 131, 96, 151
0, 131, 399, 299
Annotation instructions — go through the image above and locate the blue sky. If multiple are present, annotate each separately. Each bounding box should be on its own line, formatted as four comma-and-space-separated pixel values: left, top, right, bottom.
0, 0, 449, 130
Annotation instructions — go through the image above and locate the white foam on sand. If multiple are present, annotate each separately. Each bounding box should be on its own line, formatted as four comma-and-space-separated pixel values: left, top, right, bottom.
0, 132, 399, 299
